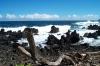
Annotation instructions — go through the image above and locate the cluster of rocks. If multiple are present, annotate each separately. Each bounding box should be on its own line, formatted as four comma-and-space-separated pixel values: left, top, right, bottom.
0, 28, 39, 66
44, 30, 80, 53
88, 25, 100, 30
49, 26, 59, 33
84, 25, 100, 39
0, 29, 23, 44
0, 27, 39, 46
84, 32, 98, 39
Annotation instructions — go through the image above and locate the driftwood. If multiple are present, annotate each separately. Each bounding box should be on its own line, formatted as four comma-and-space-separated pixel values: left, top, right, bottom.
17, 28, 100, 66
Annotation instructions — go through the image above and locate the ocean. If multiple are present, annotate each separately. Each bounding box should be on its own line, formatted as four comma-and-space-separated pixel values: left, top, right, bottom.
0, 20, 100, 47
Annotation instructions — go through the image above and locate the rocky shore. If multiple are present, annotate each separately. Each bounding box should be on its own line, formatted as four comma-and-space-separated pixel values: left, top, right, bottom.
0, 25, 100, 66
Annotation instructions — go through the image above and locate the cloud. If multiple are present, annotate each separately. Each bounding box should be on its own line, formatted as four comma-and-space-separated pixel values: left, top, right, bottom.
83, 14, 99, 19
6, 14, 17, 19
19, 13, 60, 20
66, 14, 99, 20
0, 14, 3, 18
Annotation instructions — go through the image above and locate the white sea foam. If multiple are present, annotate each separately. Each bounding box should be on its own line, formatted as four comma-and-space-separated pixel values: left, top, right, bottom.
80, 37, 100, 46
0, 21, 100, 47
0, 26, 27, 32
74, 20, 100, 46
3, 25, 70, 48
75, 20, 100, 29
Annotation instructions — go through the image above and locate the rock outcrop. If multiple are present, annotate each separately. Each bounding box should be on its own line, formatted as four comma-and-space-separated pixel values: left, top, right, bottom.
50, 26, 59, 33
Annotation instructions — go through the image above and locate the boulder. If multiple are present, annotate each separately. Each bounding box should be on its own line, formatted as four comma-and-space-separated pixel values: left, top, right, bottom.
84, 32, 98, 39
50, 26, 59, 33
88, 25, 100, 30
46, 35, 59, 45
70, 30, 80, 43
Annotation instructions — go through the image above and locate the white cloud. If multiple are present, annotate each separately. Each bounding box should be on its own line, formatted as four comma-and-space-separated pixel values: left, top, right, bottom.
0, 14, 3, 18
0, 13, 99, 20
19, 13, 60, 20
83, 14, 99, 20
66, 14, 99, 20
6, 14, 17, 19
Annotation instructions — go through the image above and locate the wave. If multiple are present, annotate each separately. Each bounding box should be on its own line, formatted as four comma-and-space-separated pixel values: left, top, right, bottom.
0, 21, 100, 47
75, 20, 100, 29
1, 25, 70, 48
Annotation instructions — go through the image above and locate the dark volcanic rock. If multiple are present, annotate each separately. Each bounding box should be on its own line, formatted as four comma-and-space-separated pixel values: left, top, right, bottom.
46, 35, 59, 45
84, 32, 98, 39
46, 30, 80, 51
88, 25, 100, 30
24, 28, 38, 35
50, 26, 59, 33
70, 30, 80, 43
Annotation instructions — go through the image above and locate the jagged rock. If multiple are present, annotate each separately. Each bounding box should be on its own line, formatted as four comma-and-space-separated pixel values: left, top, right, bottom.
46, 30, 80, 51
84, 32, 98, 39
70, 30, 80, 43
46, 35, 59, 45
0, 29, 5, 35
50, 26, 59, 33
88, 25, 100, 30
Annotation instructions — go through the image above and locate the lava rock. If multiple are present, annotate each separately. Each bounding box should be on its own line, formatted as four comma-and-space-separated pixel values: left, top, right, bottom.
50, 26, 59, 33
70, 30, 80, 43
46, 35, 59, 45
84, 32, 98, 39
88, 25, 100, 30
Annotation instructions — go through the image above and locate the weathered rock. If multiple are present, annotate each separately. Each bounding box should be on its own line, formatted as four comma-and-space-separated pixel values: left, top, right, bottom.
46, 30, 80, 51
46, 35, 59, 45
88, 25, 100, 30
50, 26, 59, 33
84, 32, 98, 39
70, 30, 80, 43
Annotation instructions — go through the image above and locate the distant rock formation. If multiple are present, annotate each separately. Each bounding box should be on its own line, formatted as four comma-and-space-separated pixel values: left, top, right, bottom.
84, 32, 98, 39
84, 25, 100, 39
50, 26, 59, 33
46, 30, 80, 50
87, 25, 100, 30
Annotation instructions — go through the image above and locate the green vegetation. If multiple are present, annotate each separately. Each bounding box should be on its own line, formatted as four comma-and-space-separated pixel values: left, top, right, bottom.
16, 64, 31, 66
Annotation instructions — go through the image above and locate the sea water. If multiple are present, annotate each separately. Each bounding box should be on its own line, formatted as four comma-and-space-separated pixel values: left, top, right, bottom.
0, 20, 100, 47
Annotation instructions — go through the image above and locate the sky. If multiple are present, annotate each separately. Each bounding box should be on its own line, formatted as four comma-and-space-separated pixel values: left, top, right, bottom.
0, 0, 100, 20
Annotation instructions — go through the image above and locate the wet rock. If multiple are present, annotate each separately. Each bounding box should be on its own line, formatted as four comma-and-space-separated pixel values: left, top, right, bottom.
84, 32, 98, 39
46, 35, 59, 45
88, 25, 100, 30
50, 26, 59, 33
70, 30, 80, 43
46, 30, 80, 51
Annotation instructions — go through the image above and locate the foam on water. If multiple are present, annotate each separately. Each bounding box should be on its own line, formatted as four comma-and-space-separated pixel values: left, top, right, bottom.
75, 20, 100, 29
0, 21, 100, 47
80, 37, 100, 46
73, 20, 100, 46
0, 26, 27, 32
7, 25, 71, 48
